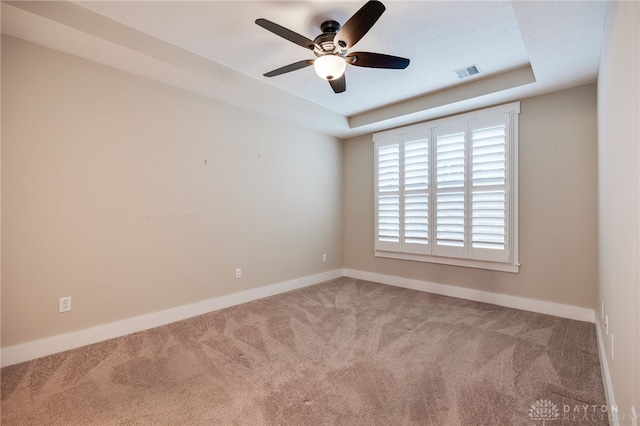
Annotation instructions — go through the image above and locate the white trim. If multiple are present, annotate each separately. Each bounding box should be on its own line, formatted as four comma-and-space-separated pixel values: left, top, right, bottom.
0, 269, 343, 367
373, 102, 520, 271
344, 269, 595, 323
1, 269, 597, 367
595, 315, 619, 426
374, 250, 519, 273
374, 101, 521, 139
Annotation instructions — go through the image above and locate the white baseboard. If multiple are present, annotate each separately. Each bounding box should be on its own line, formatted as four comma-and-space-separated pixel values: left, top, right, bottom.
0, 269, 343, 367
594, 315, 619, 426
344, 269, 595, 323
1, 269, 597, 367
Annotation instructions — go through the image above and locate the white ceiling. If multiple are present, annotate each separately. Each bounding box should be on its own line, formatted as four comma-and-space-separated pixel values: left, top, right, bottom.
1, 1, 607, 138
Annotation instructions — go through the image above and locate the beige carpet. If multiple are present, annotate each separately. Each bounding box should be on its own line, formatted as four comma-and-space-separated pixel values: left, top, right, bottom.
2, 277, 607, 425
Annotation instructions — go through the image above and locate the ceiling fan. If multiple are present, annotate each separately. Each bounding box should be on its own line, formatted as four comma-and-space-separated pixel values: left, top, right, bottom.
255, 0, 410, 94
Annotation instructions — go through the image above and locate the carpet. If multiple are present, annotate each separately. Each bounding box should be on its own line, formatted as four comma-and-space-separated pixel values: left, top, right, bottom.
1, 277, 608, 425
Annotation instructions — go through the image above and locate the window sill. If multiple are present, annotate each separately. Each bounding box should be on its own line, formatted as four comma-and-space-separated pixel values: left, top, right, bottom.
374, 250, 520, 273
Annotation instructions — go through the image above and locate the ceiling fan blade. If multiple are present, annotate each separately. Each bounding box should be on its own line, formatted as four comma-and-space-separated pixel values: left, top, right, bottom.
329, 74, 346, 93
334, 0, 386, 49
347, 52, 410, 69
255, 19, 320, 51
263, 60, 315, 77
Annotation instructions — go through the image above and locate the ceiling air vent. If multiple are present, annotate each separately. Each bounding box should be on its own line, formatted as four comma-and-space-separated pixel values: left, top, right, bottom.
455, 64, 481, 79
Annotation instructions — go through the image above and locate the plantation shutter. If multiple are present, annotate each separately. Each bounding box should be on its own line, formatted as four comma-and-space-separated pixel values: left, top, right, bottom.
375, 138, 401, 252
403, 131, 430, 254
372, 102, 519, 272
434, 122, 466, 258
469, 114, 510, 262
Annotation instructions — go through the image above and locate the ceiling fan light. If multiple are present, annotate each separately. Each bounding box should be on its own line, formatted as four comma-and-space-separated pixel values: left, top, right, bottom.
314, 55, 346, 80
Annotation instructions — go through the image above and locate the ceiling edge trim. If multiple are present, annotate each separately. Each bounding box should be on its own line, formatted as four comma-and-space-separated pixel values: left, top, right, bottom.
348, 64, 536, 129
2, 1, 349, 138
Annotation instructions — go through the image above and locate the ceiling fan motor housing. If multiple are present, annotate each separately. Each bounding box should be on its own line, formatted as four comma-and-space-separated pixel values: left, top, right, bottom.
314, 20, 345, 56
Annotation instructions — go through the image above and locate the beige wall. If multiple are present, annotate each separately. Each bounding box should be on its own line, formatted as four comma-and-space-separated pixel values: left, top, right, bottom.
343, 84, 598, 309
597, 1, 640, 420
1, 36, 343, 347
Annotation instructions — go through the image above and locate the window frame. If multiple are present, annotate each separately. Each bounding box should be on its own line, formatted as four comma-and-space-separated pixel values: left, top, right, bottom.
373, 102, 520, 273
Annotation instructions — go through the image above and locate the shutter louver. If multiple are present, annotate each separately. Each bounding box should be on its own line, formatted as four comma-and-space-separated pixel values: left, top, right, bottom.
472, 125, 506, 186
378, 145, 400, 192
472, 190, 505, 249
404, 139, 429, 246
404, 140, 429, 191
437, 192, 465, 247
470, 120, 508, 260
377, 144, 400, 243
436, 132, 465, 189
436, 130, 466, 253
405, 194, 428, 244
379, 195, 400, 242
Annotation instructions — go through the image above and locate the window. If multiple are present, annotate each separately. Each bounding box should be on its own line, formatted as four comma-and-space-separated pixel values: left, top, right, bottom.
374, 102, 519, 272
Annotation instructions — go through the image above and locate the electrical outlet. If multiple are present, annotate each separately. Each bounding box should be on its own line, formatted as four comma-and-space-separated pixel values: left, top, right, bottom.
235, 268, 242, 279
322, 254, 327, 262
59, 296, 72, 313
